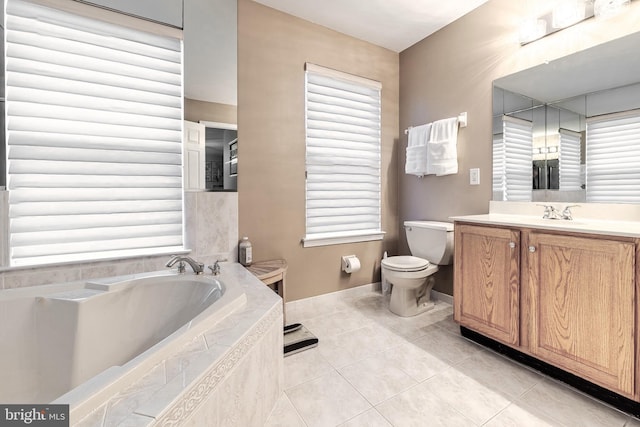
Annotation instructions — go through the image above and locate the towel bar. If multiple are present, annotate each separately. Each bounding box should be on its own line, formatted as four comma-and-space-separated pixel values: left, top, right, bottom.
404, 112, 467, 134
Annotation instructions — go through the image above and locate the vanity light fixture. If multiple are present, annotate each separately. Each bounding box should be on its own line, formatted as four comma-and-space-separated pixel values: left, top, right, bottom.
594, 0, 631, 19
519, 0, 594, 45
519, 17, 548, 44
552, 0, 587, 28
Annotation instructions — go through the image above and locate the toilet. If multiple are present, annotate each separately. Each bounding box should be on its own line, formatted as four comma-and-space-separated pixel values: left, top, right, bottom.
381, 221, 454, 317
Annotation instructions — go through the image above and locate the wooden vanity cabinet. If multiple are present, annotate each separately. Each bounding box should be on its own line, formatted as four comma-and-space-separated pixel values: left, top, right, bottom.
454, 222, 637, 400
527, 232, 635, 398
453, 224, 520, 346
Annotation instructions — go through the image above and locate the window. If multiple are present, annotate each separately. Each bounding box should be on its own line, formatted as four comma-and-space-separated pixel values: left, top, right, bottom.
5, 0, 184, 266
303, 63, 383, 247
586, 110, 640, 203
558, 129, 582, 191
493, 116, 533, 201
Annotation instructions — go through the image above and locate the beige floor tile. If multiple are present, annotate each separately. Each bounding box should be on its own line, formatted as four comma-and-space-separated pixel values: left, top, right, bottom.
264, 393, 307, 427
375, 381, 476, 427
302, 309, 377, 341
419, 366, 512, 425
625, 416, 640, 426
287, 370, 371, 427
379, 340, 451, 382
283, 347, 335, 390
338, 354, 418, 405
453, 349, 543, 398
517, 379, 629, 427
338, 408, 392, 427
412, 325, 483, 365
484, 403, 567, 427
318, 324, 407, 369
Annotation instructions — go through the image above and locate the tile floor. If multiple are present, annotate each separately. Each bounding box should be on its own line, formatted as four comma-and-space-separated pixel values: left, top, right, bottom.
265, 286, 640, 427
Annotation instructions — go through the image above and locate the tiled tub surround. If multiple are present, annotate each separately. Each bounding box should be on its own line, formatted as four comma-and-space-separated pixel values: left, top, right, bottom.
0, 263, 282, 426
0, 191, 238, 290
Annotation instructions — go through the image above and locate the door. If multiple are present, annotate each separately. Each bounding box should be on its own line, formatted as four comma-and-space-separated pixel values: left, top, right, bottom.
183, 120, 205, 191
454, 224, 520, 345
528, 232, 635, 397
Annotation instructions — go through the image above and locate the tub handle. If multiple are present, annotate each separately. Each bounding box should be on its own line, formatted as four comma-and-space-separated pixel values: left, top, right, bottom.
208, 261, 221, 275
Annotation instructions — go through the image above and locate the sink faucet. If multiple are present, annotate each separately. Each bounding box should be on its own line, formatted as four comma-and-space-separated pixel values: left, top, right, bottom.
561, 205, 580, 220
165, 255, 205, 274
539, 204, 561, 220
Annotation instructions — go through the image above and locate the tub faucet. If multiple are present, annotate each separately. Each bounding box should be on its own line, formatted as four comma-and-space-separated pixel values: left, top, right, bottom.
208, 260, 221, 276
166, 255, 205, 275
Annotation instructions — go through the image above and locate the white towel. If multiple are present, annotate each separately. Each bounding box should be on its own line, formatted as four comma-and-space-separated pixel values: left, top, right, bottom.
428, 117, 459, 176
405, 123, 431, 177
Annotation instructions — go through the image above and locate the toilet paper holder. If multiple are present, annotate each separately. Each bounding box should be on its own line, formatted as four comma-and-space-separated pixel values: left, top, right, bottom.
341, 255, 361, 274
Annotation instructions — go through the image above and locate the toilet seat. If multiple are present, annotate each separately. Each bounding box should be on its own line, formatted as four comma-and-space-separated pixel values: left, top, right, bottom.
381, 256, 430, 272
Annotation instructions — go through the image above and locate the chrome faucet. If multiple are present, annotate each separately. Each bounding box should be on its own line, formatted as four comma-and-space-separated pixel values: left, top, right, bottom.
561, 205, 580, 220
539, 204, 561, 220
208, 260, 221, 276
165, 255, 205, 274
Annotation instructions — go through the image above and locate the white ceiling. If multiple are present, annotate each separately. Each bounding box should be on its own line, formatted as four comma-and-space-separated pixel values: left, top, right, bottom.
252, 0, 491, 52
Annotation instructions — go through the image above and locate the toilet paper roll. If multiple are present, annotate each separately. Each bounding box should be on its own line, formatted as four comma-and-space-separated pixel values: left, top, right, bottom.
344, 256, 361, 274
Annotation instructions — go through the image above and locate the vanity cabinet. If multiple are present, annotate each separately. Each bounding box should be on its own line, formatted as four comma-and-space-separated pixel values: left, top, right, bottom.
527, 232, 635, 397
454, 222, 637, 400
453, 224, 520, 346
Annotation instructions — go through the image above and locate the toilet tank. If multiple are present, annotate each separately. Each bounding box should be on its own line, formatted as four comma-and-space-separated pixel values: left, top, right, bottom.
404, 220, 454, 265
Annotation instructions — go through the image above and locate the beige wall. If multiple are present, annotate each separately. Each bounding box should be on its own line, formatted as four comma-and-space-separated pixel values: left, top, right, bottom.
238, 0, 400, 301
399, 0, 640, 295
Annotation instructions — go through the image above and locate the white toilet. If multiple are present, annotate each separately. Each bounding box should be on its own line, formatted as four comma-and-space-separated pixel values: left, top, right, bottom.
381, 221, 454, 317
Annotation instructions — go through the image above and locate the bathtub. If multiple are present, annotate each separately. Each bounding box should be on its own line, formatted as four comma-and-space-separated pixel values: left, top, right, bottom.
0, 269, 255, 424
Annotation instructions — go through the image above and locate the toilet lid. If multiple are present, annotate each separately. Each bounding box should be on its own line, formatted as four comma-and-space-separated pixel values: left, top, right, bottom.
382, 256, 430, 272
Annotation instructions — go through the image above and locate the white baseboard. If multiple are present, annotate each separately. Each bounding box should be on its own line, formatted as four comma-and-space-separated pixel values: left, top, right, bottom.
431, 289, 453, 305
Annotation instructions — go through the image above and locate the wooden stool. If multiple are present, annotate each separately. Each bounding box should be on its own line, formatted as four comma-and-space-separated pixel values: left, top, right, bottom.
247, 259, 287, 323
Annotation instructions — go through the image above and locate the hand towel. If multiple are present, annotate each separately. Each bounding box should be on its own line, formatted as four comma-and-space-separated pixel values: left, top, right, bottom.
428, 117, 459, 176
405, 123, 431, 177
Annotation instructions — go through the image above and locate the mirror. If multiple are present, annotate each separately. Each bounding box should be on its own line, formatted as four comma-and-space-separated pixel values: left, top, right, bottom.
202, 121, 238, 191
493, 31, 640, 203
184, 0, 237, 191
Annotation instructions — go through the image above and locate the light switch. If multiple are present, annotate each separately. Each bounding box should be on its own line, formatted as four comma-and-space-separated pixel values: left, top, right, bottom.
470, 168, 480, 185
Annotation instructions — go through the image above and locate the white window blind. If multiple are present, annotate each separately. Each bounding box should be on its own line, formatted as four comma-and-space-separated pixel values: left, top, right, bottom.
6, 0, 184, 266
492, 133, 505, 200
586, 110, 640, 203
303, 63, 383, 247
499, 116, 533, 201
558, 128, 582, 191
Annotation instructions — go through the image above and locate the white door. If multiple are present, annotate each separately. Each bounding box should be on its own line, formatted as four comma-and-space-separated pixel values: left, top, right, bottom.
183, 120, 206, 191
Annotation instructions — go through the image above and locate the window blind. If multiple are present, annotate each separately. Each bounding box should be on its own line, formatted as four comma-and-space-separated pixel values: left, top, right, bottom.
303, 63, 383, 247
558, 129, 582, 191
586, 110, 640, 203
6, 0, 184, 266
501, 116, 533, 201
492, 133, 505, 199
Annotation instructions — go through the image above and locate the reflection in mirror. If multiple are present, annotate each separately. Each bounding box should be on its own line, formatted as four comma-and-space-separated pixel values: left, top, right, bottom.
492, 31, 640, 204
201, 121, 237, 191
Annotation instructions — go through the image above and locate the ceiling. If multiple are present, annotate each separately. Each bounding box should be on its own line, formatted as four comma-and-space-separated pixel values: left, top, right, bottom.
252, 0, 491, 52
185, 0, 491, 106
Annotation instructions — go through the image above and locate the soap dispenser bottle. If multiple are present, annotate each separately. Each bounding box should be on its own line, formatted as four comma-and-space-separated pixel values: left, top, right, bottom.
239, 237, 252, 266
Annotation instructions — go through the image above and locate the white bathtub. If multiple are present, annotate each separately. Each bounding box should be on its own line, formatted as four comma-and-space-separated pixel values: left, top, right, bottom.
0, 270, 247, 420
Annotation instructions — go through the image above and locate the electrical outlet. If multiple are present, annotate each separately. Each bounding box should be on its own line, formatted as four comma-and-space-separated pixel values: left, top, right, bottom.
470, 168, 480, 185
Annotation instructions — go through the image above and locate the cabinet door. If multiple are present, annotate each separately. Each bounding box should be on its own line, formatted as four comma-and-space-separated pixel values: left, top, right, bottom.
454, 224, 520, 345
528, 232, 635, 397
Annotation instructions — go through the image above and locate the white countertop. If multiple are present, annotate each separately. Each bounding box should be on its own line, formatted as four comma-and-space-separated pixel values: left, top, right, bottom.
450, 213, 640, 238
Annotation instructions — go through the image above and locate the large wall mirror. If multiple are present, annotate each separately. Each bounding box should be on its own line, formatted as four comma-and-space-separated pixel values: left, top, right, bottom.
493, 31, 640, 204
